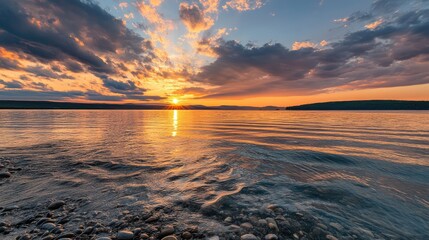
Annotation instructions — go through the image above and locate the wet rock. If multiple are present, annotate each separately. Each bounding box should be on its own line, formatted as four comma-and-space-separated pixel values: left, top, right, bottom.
117, 230, 134, 240
227, 224, 241, 233
240, 222, 253, 230
207, 236, 220, 240
95, 237, 112, 240
329, 223, 343, 231
159, 225, 175, 238
326, 234, 338, 240
133, 227, 142, 235
182, 231, 192, 239
41, 235, 54, 240
266, 218, 278, 232
145, 214, 160, 223
241, 234, 258, 240
258, 219, 268, 226
0, 172, 11, 178
41, 223, 56, 230
58, 232, 75, 238
18, 234, 32, 240
264, 234, 278, 240
83, 226, 94, 234
161, 236, 177, 240
3, 205, 18, 211
224, 216, 232, 223
48, 201, 65, 210
141, 233, 150, 239
293, 233, 299, 239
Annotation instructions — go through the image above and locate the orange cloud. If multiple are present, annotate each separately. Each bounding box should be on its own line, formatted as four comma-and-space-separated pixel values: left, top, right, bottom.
292, 41, 316, 50
223, 0, 264, 11
365, 19, 383, 30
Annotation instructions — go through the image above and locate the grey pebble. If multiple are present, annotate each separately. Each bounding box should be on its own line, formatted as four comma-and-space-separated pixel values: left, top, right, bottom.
241, 234, 258, 240
48, 201, 65, 210
264, 234, 278, 240
117, 230, 134, 240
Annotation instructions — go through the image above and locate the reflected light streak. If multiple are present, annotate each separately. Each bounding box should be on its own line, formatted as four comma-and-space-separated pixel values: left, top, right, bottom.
172, 109, 178, 137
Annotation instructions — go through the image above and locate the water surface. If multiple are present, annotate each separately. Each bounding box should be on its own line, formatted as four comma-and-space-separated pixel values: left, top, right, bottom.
1, 110, 428, 238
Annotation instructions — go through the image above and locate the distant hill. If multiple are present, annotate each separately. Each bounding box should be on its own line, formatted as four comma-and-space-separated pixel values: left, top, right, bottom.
0, 100, 282, 110
285, 100, 429, 110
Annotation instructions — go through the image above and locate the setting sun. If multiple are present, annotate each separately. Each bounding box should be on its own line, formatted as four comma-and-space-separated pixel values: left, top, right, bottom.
172, 98, 179, 105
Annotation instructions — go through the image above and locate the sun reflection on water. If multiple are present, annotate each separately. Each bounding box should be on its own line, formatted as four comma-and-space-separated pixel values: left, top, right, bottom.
172, 110, 178, 137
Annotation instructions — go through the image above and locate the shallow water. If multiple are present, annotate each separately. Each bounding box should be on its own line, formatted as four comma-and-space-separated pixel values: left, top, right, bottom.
1, 110, 428, 238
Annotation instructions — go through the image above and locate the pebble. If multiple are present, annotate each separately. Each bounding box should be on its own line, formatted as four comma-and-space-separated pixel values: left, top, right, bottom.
95, 237, 112, 240
0, 172, 11, 178
182, 231, 192, 239
161, 236, 178, 240
141, 233, 150, 239
117, 230, 134, 240
18, 234, 32, 240
41, 223, 56, 230
264, 234, 278, 240
159, 225, 175, 238
41, 235, 54, 240
326, 234, 338, 240
224, 216, 232, 223
258, 219, 268, 226
329, 223, 343, 231
48, 201, 65, 210
240, 222, 253, 230
241, 234, 258, 240
207, 236, 220, 240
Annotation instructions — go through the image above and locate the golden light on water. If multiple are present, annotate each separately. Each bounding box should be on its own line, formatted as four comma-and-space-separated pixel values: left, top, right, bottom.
172, 109, 178, 137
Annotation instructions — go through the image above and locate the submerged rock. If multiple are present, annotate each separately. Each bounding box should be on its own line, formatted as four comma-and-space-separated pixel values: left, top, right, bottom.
241, 234, 258, 240
48, 201, 65, 210
0, 172, 11, 178
161, 236, 178, 240
117, 230, 134, 240
159, 225, 175, 238
264, 234, 278, 240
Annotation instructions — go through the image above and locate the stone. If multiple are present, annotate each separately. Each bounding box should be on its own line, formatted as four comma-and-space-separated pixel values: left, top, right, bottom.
207, 236, 220, 240
240, 222, 253, 229
18, 234, 32, 240
161, 236, 177, 240
83, 227, 94, 234
264, 234, 278, 240
133, 228, 142, 235
141, 233, 150, 239
0, 172, 11, 178
117, 230, 134, 240
41, 223, 56, 230
224, 216, 232, 223
95, 237, 112, 240
329, 223, 343, 231
241, 234, 258, 240
41, 235, 54, 240
326, 235, 338, 240
58, 233, 75, 238
159, 225, 175, 238
182, 231, 192, 239
258, 219, 268, 226
48, 201, 65, 210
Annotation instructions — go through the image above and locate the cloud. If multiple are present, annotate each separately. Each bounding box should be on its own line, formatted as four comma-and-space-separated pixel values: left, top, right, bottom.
223, 0, 265, 11
101, 76, 146, 95
191, 9, 429, 98
365, 19, 384, 29
292, 41, 317, 50
0, 79, 23, 89
0, 0, 153, 75
179, 3, 214, 33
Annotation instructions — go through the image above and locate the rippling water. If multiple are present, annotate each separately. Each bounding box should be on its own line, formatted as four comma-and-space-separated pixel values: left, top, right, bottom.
1, 110, 428, 238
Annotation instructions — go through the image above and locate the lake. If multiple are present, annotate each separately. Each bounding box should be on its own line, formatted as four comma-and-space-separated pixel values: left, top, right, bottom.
0, 110, 428, 239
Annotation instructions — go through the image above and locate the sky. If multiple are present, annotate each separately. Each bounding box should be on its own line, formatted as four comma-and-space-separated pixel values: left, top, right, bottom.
0, 0, 428, 107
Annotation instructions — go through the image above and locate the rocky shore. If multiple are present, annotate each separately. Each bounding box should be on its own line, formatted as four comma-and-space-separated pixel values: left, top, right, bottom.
1, 158, 377, 240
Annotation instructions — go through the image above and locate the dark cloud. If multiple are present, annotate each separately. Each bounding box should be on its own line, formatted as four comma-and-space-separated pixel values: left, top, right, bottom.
0, 79, 23, 89
0, 89, 85, 101
26, 66, 74, 79
0, 0, 153, 74
192, 9, 429, 98
179, 3, 212, 32
101, 76, 146, 95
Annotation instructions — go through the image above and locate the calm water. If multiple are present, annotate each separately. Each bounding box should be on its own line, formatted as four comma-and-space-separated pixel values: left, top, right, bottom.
0, 110, 428, 238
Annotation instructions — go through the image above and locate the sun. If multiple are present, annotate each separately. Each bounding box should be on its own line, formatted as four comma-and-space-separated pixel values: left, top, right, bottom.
172, 98, 179, 105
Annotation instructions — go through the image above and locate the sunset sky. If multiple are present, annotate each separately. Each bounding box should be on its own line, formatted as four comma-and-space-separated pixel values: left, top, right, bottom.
0, 0, 428, 106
